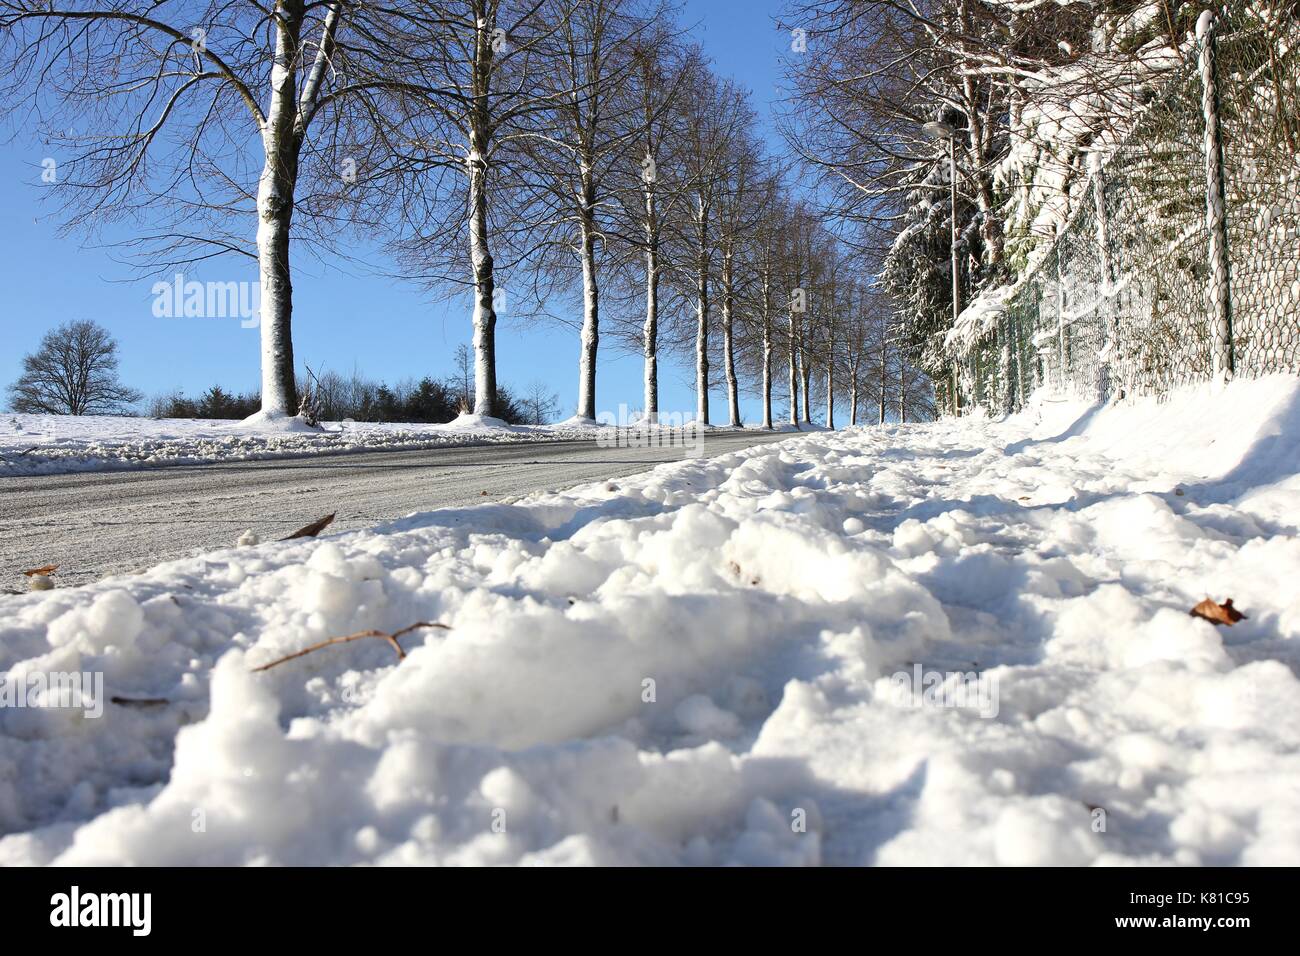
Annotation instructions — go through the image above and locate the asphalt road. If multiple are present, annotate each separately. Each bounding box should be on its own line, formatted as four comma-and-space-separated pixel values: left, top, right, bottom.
0, 431, 793, 587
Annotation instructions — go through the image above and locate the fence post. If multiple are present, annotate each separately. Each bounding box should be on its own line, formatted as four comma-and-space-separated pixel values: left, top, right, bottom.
1198, 10, 1235, 381
1055, 245, 1067, 393
1090, 152, 1118, 400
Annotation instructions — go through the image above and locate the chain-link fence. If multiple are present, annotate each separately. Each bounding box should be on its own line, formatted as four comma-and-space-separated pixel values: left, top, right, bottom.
955, 7, 1300, 415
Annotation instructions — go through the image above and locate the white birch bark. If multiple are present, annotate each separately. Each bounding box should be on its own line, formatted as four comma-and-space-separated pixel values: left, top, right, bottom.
255, 1, 309, 416
787, 307, 799, 426
721, 245, 739, 427
761, 269, 773, 430
576, 175, 599, 420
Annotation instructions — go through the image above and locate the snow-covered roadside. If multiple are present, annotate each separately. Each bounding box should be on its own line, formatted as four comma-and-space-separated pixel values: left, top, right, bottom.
0, 412, 596, 477
0, 412, 815, 477
1, 376, 1298, 865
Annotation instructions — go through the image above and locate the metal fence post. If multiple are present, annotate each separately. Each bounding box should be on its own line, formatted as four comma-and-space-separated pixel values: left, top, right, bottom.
1090, 152, 1118, 400
1055, 245, 1067, 393
1198, 10, 1235, 381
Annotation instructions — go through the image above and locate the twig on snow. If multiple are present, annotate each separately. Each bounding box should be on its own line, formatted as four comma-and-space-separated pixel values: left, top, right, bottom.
250, 621, 450, 673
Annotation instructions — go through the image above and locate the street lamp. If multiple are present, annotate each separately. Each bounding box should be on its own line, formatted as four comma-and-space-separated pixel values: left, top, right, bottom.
922, 118, 962, 416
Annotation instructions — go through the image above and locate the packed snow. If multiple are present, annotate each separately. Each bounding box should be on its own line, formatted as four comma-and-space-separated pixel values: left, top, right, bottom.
1, 376, 1299, 865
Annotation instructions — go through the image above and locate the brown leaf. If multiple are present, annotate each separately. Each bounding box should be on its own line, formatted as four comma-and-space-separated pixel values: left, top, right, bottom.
282, 513, 335, 541
1190, 597, 1247, 626
21, 564, 57, 577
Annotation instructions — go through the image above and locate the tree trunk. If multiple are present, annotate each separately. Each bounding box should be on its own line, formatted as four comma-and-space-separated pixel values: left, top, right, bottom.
695, 254, 709, 426
787, 309, 799, 426
825, 366, 834, 429
643, 179, 659, 424
467, 148, 497, 417
879, 362, 887, 425
466, 19, 498, 418
761, 271, 773, 430
721, 248, 739, 427
255, 2, 306, 416
800, 351, 811, 424
899, 361, 908, 424
849, 352, 859, 426
576, 179, 599, 421
644, 245, 658, 425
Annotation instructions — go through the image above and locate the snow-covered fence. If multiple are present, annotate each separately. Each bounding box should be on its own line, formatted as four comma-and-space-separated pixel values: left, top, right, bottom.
952, 9, 1300, 416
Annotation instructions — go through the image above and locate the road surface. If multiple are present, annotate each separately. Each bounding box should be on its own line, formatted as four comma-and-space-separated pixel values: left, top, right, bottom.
0, 431, 794, 587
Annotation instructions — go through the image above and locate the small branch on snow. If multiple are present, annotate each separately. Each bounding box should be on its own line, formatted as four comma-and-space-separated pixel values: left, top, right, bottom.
250, 622, 451, 673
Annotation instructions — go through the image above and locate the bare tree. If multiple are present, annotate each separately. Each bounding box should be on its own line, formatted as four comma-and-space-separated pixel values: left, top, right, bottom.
677, 65, 748, 426
9, 320, 142, 415
359, 0, 574, 420
452, 342, 474, 412
602, 22, 694, 424
521, 0, 663, 422
0, 1, 395, 418
521, 379, 561, 424
714, 126, 765, 427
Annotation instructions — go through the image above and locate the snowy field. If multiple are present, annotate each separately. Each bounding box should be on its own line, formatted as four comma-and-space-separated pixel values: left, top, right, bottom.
1, 376, 1298, 865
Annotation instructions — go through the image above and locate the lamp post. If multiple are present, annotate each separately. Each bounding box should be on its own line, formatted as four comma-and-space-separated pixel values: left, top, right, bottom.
922, 119, 961, 416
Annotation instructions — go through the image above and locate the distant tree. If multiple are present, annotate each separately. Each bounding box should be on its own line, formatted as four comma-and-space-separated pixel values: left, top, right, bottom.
148, 385, 259, 420
8, 320, 141, 415
492, 384, 526, 425
375, 384, 402, 421
148, 390, 198, 420
452, 343, 474, 413
404, 377, 457, 423
521, 380, 561, 425
199, 386, 237, 419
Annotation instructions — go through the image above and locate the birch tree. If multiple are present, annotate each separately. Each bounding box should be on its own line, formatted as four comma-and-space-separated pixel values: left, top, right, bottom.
0, 0, 378, 417
678, 67, 748, 426
747, 179, 789, 430
714, 126, 764, 427
363, 0, 571, 419
605, 29, 694, 423
524, 0, 661, 422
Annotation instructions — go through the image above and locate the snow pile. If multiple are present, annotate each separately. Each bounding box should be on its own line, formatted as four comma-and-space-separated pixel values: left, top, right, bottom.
2, 376, 1299, 865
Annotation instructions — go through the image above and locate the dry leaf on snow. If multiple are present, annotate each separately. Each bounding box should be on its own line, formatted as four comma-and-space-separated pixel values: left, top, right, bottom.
1189, 597, 1247, 626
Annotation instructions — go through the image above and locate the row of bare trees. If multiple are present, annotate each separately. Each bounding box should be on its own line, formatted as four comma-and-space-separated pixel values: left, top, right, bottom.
1, 0, 931, 426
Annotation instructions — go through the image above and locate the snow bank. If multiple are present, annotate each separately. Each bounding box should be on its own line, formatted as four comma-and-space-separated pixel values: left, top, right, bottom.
0, 412, 774, 476
0, 413, 599, 477
2, 376, 1299, 865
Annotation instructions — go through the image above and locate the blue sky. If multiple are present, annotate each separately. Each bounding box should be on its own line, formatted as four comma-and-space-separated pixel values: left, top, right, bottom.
0, 0, 793, 422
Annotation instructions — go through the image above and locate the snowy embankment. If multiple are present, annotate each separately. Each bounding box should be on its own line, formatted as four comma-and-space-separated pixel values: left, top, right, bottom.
2, 377, 1299, 865
0, 412, 602, 477
0, 412, 813, 477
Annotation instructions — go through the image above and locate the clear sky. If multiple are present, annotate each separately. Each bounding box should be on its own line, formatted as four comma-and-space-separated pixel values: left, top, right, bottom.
0, 0, 794, 422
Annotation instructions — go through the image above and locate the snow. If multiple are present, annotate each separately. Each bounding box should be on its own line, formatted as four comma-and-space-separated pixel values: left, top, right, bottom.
2, 375, 1299, 865
235, 409, 325, 433
0, 412, 814, 477
0, 413, 607, 477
